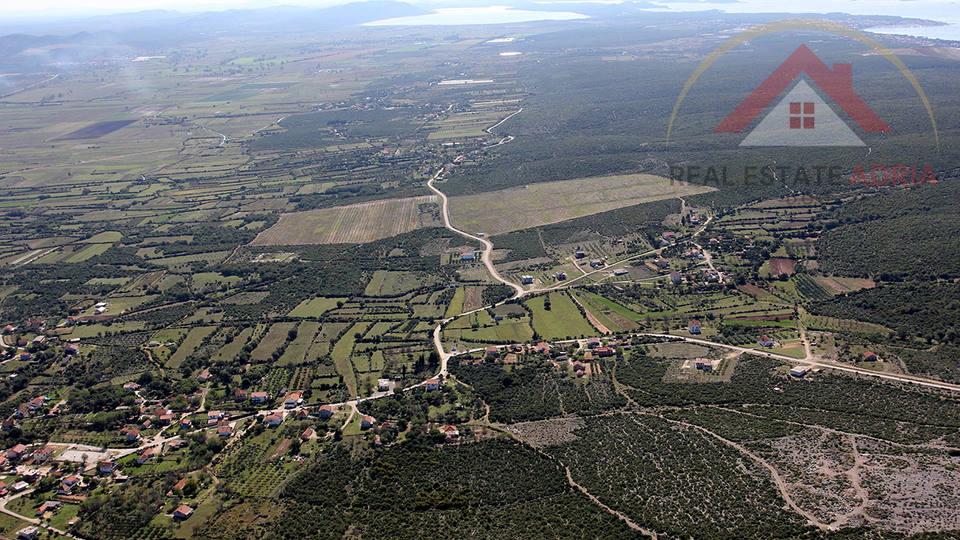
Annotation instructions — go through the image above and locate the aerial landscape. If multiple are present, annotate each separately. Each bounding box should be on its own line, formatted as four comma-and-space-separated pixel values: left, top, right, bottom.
0, 0, 958, 538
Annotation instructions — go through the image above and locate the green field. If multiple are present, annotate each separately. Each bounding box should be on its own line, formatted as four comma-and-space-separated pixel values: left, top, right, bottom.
526, 292, 596, 340
166, 326, 217, 369
331, 322, 368, 397
288, 297, 345, 318
364, 270, 431, 296
251, 322, 298, 362
277, 321, 321, 366
65, 243, 111, 262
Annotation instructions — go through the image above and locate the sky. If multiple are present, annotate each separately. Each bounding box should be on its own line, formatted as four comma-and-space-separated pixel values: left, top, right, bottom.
2, 0, 959, 27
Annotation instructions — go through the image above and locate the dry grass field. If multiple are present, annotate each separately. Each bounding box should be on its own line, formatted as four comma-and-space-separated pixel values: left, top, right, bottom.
447, 174, 714, 235
251, 195, 438, 245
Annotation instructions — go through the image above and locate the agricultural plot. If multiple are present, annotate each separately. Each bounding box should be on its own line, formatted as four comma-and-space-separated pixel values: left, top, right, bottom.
448, 174, 714, 236
81, 231, 123, 243
331, 322, 369, 397
251, 322, 298, 362
251, 196, 438, 245
364, 271, 432, 297
793, 274, 832, 301
65, 243, 111, 262
287, 297, 345, 318
447, 320, 534, 345
165, 326, 217, 369
812, 276, 876, 295
276, 322, 321, 366
526, 292, 596, 340
211, 327, 258, 364
444, 286, 466, 318
801, 314, 891, 335
152, 251, 231, 271
546, 414, 808, 540
571, 290, 639, 333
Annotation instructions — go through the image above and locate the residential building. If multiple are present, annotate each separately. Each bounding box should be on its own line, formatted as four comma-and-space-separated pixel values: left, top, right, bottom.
174, 505, 194, 520
283, 391, 302, 409
317, 405, 334, 419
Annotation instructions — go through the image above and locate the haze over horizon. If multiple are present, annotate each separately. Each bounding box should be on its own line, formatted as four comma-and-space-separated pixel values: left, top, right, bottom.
2, 0, 959, 23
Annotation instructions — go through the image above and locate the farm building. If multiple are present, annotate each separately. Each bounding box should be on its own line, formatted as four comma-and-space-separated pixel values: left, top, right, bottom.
589, 259, 603, 268
688, 320, 701, 334
377, 379, 391, 391
758, 336, 775, 347
863, 351, 879, 361
460, 251, 476, 261
520, 275, 534, 284
555, 271, 567, 280
485, 346, 498, 358
613, 268, 628, 276
695, 358, 714, 371
575, 251, 585, 259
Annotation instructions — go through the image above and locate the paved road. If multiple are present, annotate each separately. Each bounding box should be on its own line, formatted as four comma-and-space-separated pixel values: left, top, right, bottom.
635, 332, 960, 393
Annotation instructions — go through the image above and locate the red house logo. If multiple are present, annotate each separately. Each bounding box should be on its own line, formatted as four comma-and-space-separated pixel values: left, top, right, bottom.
715, 44, 891, 146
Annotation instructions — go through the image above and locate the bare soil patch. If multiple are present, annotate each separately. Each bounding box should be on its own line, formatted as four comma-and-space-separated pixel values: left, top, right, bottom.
769, 258, 798, 276
508, 417, 586, 448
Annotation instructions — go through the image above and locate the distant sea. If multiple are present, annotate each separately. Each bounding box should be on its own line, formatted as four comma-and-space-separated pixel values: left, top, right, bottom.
865, 23, 960, 42
363, 6, 589, 26
363, 0, 960, 41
